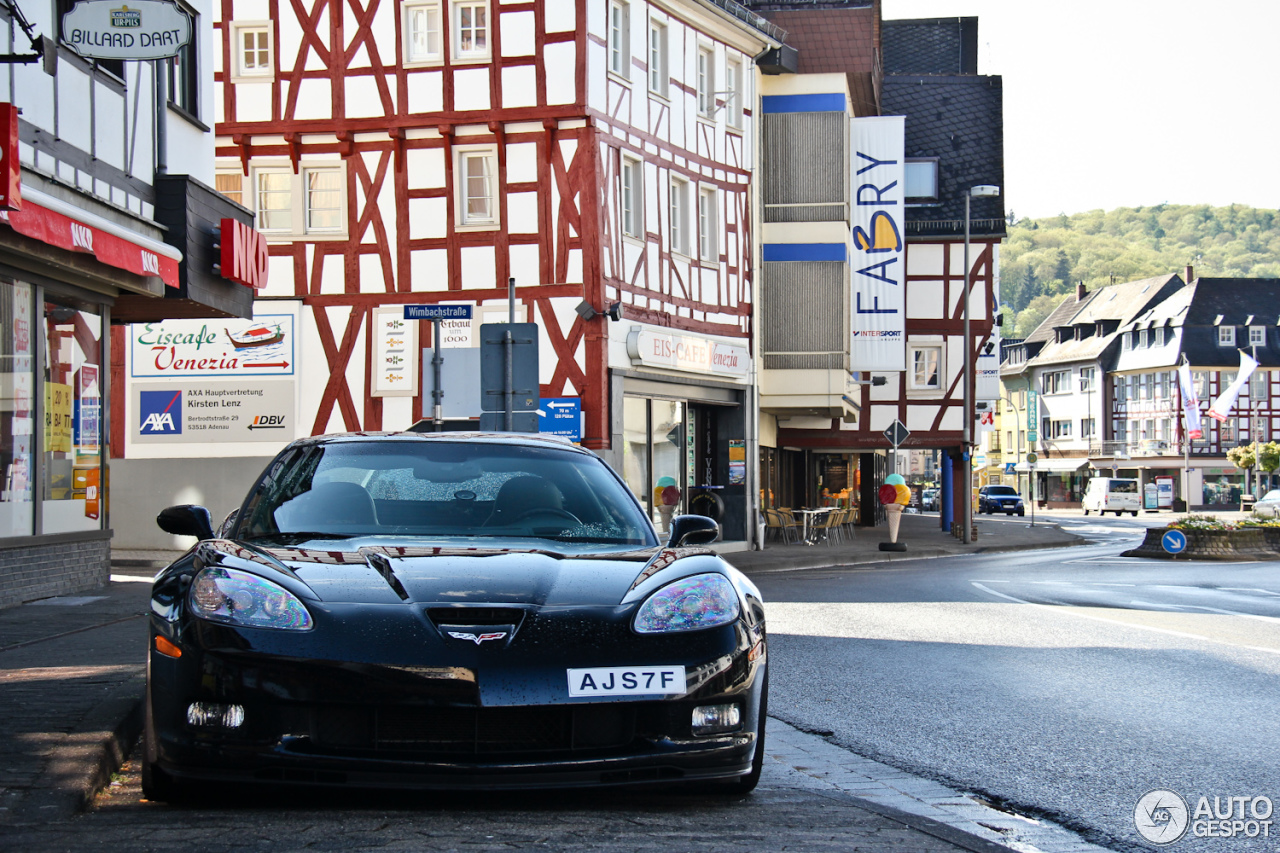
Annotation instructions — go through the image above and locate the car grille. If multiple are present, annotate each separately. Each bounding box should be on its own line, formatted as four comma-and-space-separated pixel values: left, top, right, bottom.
311, 704, 635, 755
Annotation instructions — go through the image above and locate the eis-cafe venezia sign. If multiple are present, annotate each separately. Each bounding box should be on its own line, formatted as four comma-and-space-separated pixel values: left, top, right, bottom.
62, 0, 192, 61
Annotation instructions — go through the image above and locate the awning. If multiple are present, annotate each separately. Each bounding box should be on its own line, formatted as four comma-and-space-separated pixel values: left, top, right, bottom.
1016, 458, 1090, 473
0, 186, 181, 288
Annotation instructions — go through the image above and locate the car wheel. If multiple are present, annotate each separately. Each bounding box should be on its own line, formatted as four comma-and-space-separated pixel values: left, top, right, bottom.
1132, 511, 1139, 517
705, 664, 767, 796
1017, 509, 1025, 516
141, 683, 179, 803
1083, 508, 1089, 515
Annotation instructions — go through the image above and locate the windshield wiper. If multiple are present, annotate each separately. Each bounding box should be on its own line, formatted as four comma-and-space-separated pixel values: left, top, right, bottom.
248, 531, 356, 544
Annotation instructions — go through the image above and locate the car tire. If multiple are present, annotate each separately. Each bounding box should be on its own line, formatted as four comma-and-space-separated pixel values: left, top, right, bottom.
1017, 508, 1025, 516
1132, 511, 1139, 517
141, 684, 179, 803
1083, 508, 1090, 515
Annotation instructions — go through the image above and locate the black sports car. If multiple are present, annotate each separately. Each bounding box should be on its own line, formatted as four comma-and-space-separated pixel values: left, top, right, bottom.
144, 432, 767, 798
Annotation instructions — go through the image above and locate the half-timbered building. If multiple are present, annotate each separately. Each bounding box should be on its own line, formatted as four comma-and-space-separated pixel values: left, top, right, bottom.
186, 0, 781, 545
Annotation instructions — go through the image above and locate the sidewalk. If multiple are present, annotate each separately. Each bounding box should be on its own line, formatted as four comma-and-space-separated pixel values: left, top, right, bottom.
725, 510, 1085, 575
0, 522, 1085, 835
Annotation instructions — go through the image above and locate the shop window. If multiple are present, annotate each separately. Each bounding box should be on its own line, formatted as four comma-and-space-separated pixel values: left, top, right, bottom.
0, 280, 35, 537
231, 22, 274, 80
621, 397, 687, 534
42, 300, 104, 535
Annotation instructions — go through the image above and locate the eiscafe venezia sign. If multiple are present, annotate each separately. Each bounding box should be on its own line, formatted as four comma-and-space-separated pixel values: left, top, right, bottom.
62, 0, 192, 61
626, 328, 750, 379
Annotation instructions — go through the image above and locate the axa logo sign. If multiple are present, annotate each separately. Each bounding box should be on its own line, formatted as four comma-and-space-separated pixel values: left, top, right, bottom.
139, 390, 182, 434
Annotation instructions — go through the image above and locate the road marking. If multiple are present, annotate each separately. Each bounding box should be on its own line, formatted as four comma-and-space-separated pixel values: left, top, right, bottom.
1221, 587, 1280, 596
969, 582, 1280, 656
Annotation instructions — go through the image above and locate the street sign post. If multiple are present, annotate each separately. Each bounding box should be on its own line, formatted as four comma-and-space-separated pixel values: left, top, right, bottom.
883, 420, 910, 476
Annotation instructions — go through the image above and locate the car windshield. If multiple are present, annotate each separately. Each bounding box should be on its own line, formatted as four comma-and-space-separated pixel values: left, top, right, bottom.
236, 440, 658, 549
1262, 490, 1280, 502
987, 486, 1017, 495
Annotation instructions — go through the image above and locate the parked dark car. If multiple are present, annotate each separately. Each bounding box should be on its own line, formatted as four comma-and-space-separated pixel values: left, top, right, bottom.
144, 432, 767, 799
978, 485, 1025, 516
921, 489, 939, 511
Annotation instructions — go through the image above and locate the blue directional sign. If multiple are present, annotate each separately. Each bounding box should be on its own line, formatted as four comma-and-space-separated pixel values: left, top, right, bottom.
404, 304, 473, 321
538, 397, 582, 442
1161, 529, 1188, 554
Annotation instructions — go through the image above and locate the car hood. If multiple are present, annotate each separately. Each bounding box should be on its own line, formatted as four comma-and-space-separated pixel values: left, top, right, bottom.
208, 541, 670, 607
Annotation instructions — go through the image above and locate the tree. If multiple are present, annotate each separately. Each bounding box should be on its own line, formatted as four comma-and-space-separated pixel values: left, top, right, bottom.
1014, 293, 1069, 339
1227, 444, 1257, 472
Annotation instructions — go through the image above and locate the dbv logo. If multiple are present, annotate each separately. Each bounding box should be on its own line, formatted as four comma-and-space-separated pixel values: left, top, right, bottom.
140, 390, 182, 434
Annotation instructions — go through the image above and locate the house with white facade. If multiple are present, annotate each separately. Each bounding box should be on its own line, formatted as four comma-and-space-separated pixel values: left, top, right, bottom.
110, 0, 784, 549
0, 0, 258, 605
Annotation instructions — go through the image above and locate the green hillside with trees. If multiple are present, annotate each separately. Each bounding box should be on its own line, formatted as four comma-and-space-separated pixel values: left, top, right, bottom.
998, 204, 1280, 338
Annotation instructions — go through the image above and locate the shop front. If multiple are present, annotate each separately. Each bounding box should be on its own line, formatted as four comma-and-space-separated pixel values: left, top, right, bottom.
612, 326, 752, 545
0, 173, 258, 606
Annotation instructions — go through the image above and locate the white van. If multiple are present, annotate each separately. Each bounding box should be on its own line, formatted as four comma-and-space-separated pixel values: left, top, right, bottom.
1082, 477, 1140, 516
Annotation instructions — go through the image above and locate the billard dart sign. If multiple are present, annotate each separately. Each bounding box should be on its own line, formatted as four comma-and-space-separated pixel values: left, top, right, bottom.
62, 0, 192, 61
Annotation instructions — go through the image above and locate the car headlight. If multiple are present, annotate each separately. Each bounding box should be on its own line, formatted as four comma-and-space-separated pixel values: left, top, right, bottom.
189, 567, 313, 630
634, 573, 740, 634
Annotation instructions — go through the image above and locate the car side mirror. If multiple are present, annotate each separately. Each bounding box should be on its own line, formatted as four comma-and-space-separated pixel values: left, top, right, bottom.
668, 514, 719, 547
157, 505, 215, 541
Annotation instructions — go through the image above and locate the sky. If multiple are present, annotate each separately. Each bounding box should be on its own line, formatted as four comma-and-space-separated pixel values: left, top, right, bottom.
881, 1, 1280, 219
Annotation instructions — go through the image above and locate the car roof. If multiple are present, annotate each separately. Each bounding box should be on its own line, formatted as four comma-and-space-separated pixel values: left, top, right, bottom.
283, 431, 589, 455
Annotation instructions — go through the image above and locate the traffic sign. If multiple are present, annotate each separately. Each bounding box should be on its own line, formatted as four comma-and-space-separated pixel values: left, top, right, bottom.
538, 397, 582, 442
405, 304, 473, 321
1025, 452, 1038, 465
480, 323, 539, 413
1004, 463, 1016, 474
1027, 430, 1038, 443
1161, 529, 1188, 554
883, 419, 910, 446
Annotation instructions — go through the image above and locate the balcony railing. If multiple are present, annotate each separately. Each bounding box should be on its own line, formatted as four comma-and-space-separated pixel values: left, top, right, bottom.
1088, 440, 1178, 458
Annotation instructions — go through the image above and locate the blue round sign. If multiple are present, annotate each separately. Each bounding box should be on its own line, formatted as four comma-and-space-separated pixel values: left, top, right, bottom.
1161, 529, 1188, 554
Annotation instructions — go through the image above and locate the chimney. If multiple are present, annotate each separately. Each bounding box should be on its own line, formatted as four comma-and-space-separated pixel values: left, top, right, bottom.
1076, 281, 1086, 301
1185, 265, 1194, 282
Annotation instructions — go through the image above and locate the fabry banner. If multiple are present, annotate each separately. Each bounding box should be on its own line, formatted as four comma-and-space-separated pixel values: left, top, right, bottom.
1207, 351, 1258, 422
849, 116, 906, 372
1177, 363, 1203, 440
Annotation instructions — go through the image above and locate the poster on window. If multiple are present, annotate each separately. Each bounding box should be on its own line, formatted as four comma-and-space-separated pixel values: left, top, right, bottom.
849, 116, 906, 372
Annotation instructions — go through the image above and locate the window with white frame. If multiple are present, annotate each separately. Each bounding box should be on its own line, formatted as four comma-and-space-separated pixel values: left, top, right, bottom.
620, 156, 643, 239
1116, 421, 1127, 442
1221, 419, 1237, 444
1158, 371, 1171, 399
1079, 366, 1096, 393
1138, 328, 1148, 348
1250, 325, 1266, 347
696, 46, 714, 118
698, 187, 717, 262
1122, 332, 1132, 351
456, 147, 498, 227
1193, 370, 1210, 398
1139, 373, 1151, 400
669, 177, 690, 255
1160, 418, 1171, 442
1115, 375, 1126, 402
452, 0, 489, 60
609, 0, 629, 78
231, 22, 273, 80
215, 171, 243, 205
1219, 325, 1236, 346
725, 56, 743, 129
909, 345, 942, 391
1047, 419, 1072, 439
1082, 418, 1096, 439
253, 165, 347, 237
1043, 369, 1070, 395
648, 18, 667, 94
403, 0, 442, 64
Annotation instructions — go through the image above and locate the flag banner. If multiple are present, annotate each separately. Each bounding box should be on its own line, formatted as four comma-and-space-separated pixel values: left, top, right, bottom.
1176, 363, 1203, 439
849, 116, 905, 372
1207, 351, 1258, 423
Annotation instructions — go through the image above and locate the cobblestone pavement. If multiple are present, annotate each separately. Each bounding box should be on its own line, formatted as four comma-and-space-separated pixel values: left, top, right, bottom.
0, 720, 1111, 853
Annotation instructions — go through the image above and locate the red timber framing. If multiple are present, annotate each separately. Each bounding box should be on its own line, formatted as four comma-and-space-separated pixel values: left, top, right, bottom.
215, 0, 761, 451
777, 237, 999, 451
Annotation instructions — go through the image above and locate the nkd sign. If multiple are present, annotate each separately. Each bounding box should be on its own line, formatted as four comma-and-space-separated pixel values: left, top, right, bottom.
62, 0, 192, 61
219, 218, 269, 290
849, 116, 906, 373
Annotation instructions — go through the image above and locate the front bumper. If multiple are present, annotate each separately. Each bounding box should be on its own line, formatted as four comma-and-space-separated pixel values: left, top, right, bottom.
148, 622, 766, 790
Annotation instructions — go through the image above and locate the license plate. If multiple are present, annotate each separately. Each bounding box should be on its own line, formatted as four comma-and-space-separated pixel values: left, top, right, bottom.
567, 666, 686, 698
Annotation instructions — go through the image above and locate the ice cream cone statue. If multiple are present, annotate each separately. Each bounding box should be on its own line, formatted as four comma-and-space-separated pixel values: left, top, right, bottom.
878, 474, 912, 552
653, 477, 681, 534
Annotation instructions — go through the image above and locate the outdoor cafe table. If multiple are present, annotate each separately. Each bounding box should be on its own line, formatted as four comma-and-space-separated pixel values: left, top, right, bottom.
794, 507, 836, 545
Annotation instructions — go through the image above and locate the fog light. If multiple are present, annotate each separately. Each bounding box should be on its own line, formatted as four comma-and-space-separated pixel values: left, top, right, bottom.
186, 702, 245, 728
691, 703, 741, 736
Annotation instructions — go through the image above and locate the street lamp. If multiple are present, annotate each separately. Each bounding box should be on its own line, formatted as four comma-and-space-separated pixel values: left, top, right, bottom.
963, 184, 1000, 545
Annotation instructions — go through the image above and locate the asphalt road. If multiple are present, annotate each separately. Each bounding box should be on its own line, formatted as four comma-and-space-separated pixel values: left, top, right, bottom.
757, 514, 1280, 852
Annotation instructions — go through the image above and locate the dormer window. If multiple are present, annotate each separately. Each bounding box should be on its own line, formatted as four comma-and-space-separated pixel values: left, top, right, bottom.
1219, 325, 1236, 347
1138, 329, 1148, 348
